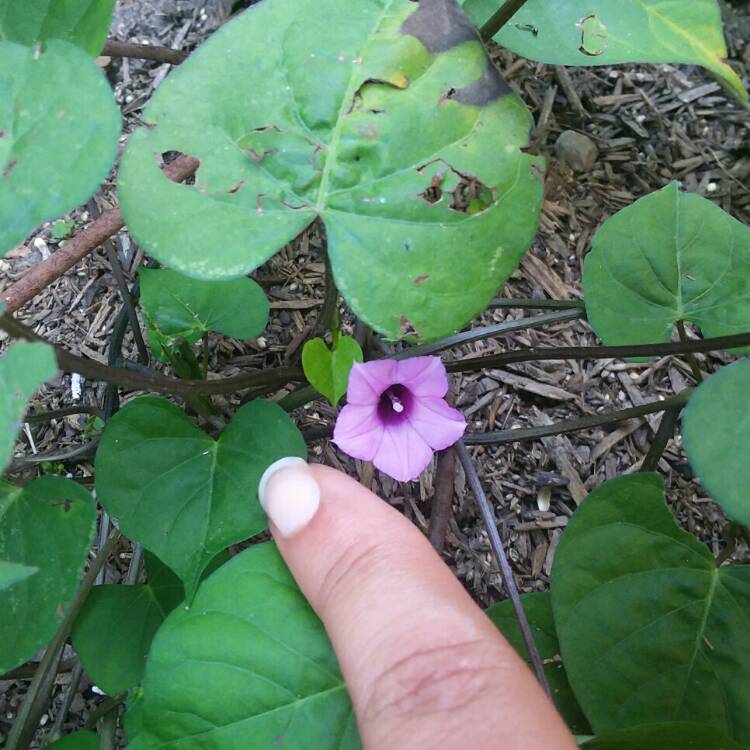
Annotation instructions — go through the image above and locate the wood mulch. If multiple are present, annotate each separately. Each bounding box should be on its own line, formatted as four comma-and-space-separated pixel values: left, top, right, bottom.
0, 0, 749, 743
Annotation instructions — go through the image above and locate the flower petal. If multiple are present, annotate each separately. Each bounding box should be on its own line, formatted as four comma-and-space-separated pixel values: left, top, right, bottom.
394, 356, 448, 398
332, 403, 384, 461
407, 397, 466, 451
346, 360, 396, 405
372, 422, 433, 482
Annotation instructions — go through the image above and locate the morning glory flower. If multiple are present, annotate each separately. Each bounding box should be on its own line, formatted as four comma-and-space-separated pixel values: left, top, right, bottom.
333, 356, 466, 482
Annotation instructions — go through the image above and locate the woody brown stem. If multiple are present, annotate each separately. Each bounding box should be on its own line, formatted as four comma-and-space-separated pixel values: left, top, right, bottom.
1, 155, 199, 313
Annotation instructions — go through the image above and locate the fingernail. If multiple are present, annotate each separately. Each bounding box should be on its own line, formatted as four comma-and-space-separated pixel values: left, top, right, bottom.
258, 457, 321, 538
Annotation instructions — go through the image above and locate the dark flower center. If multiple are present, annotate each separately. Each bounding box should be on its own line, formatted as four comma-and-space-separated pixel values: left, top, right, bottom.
377, 384, 413, 425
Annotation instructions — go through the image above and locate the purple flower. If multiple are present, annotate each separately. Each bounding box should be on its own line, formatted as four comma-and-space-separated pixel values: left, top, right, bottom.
333, 356, 466, 482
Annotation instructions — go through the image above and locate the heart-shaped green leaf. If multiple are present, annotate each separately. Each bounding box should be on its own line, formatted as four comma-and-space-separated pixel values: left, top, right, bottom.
551, 473, 750, 745
0, 39, 120, 256
486, 592, 590, 734
0, 340, 57, 472
72, 585, 174, 695
580, 722, 747, 750
302, 335, 363, 406
0, 476, 96, 673
139, 268, 269, 361
0, 560, 38, 589
463, 0, 747, 105
95, 397, 305, 599
118, 0, 543, 341
0, 0, 115, 55
683, 358, 750, 526
127, 543, 359, 750
72, 550, 229, 694
583, 182, 750, 350
45, 731, 100, 750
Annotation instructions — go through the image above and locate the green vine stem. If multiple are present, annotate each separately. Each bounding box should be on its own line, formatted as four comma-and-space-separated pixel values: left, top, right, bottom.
676, 320, 705, 382
480, 0, 531, 41
0, 313, 304, 396
7, 531, 121, 750
448, 331, 750, 373
456, 440, 551, 695
463, 390, 691, 446
395, 309, 584, 359
489, 298, 585, 310
641, 407, 681, 472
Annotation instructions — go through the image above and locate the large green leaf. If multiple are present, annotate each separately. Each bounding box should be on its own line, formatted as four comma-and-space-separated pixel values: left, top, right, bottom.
0, 476, 96, 673
118, 0, 543, 341
580, 722, 747, 750
0, 340, 57, 471
139, 268, 269, 361
0, 39, 119, 256
45, 731, 100, 750
0, 0, 115, 56
487, 592, 590, 734
551, 473, 750, 745
95, 397, 305, 599
583, 182, 750, 350
462, 0, 747, 105
128, 543, 360, 750
72, 550, 229, 694
683, 358, 750, 526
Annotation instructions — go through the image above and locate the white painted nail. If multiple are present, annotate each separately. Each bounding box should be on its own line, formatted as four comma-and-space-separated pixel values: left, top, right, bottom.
258, 457, 320, 538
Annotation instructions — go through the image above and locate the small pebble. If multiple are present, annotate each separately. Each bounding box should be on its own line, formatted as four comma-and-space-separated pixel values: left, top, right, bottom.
555, 130, 599, 172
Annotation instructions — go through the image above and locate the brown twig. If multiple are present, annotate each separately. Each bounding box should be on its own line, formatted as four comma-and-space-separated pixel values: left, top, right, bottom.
101, 39, 188, 65
427, 445, 457, 552
0, 155, 199, 313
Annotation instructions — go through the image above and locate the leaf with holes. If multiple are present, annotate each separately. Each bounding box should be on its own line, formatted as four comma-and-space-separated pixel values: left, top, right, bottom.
683, 358, 750, 526
118, 0, 543, 342
580, 722, 747, 750
551, 473, 750, 745
126, 543, 360, 750
95, 397, 305, 600
139, 268, 269, 361
0, 40, 120, 256
582, 182, 750, 351
0, 340, 57, 472
302, 335, 363, 406
0, 0, 116, 55
486, 592, 590, 734
462, 0, 747, 105
0, 476, 96, 673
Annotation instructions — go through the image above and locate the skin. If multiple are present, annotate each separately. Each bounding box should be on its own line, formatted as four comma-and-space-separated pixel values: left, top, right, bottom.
265, 464, 578, 750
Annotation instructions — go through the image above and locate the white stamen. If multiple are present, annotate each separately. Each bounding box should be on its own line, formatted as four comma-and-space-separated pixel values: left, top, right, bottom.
392, 401, 404, 413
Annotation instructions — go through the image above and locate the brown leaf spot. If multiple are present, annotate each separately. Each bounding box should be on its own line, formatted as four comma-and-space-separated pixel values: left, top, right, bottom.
3, 160, 17, 178
413, 275, 430, 284
400, 316, 419, 337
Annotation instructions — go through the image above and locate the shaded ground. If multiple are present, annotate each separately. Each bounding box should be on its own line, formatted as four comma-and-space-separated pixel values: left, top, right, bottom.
1, 0, 749, 743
